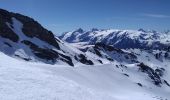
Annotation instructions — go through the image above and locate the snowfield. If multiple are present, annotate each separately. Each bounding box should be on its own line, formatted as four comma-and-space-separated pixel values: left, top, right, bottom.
0, 52, 169, 100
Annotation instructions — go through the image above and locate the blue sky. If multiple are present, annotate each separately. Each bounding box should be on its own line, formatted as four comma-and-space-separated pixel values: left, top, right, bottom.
0, 0, 170, 34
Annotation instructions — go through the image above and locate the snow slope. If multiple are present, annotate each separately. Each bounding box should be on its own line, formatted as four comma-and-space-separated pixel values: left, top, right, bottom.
0, 9, 103, 66
0, 52, 114, 100
0, 52, 169, 100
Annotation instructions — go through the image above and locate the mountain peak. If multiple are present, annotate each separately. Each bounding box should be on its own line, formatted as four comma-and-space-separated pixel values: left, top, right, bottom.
138, 28, 146, 32
74, 28, 84, 33
165, 30, 170, 34
91, 28, 99, 32
0, 8, 8, 13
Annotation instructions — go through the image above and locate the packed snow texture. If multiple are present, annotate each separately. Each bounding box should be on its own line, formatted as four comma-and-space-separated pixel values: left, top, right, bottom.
0, 52, 169, 100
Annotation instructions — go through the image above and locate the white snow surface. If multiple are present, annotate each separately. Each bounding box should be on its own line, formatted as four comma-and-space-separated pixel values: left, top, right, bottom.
0, 52, 169, 100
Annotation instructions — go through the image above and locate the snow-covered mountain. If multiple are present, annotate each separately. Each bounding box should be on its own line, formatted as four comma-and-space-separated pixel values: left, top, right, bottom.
70, 42, 170, 86
58, 27, 170, 99
0, 45, 170, 100
0, 9, 170, 100
0, 9, 102, 66
59, 28, 170, 50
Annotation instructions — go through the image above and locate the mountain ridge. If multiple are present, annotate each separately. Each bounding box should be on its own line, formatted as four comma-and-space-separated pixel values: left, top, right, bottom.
59, 28, 170, 50
0, 9, 102, 66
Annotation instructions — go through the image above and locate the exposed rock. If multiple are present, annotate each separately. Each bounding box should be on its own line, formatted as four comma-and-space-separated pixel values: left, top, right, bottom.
22, 40, 74, 66
137, 83, 143, 87
164, 80, 170, 87
58, 53, 74, 66
75, 54, 94, 65
87, 43, 137, 63
4, 42, 12, 47
138, 63, 162, 86
123, 73, 129, 77
21, 40, 59, 62
0, 9, 60, 49
0, 9, 19, 42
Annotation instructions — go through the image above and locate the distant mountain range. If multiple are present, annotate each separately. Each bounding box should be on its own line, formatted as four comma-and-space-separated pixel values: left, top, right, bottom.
59, 28, 170, 50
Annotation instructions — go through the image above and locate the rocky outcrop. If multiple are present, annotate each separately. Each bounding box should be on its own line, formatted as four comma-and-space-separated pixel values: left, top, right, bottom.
0, 9, 99, 66
75, 54, 94, 65
0, 9, 60, 49
138, 63, 162, 86
0, 9, 19, 42
85, 43, 138, 63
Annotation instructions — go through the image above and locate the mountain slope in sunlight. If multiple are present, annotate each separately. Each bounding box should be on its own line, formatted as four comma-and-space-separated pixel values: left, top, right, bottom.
0, 52, 169, 100
59, 28, 170, 50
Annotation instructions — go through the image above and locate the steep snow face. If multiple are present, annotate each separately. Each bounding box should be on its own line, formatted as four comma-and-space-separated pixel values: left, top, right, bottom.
0, 9, 103, 66
0, 16, 71, 65
59, 29, 170, 50
0, 52, 169, 100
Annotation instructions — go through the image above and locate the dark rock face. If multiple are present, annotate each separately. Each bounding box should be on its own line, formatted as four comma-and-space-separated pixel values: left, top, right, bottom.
87, 43, 137, 63
94, 43, 123, 53
21, 40, 74, 66
14, 13, 60, 49
164, 80, 170, 87
21, 40, 59, 62
0, 9, 19, 42
0, 9, 77, 66
21, 20, 60, 49
75, 54, 94, 65
164, 52, 169, 58
123, 73, 129, 77
58, 53, 74, 66
138, 63, 162, 86
74, 28, 84, 33
137, 83, 143, 87
0, 9, 60, 49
